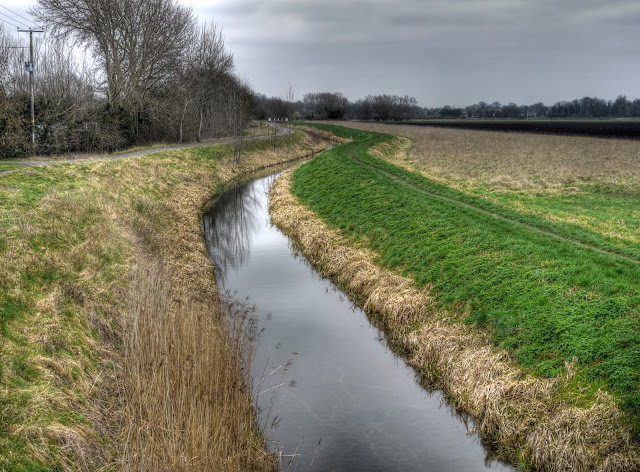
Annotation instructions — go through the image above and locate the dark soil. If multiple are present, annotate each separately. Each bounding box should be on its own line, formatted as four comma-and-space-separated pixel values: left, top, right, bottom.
385, 120, 640, 139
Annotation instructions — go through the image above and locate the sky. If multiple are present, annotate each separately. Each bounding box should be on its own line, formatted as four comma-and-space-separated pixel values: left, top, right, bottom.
3, 0, 640, 107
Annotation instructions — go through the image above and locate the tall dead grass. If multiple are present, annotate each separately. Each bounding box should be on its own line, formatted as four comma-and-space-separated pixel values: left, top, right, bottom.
338, 122, 640, 192
269, 169, 640, 471
122, 260, 269, 471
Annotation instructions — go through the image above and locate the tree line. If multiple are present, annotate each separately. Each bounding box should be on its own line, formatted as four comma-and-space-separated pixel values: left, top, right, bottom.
254, 92, 640, 122
0, 0, 255, 159
432, 96, 640, 119
254, 92, 426, 122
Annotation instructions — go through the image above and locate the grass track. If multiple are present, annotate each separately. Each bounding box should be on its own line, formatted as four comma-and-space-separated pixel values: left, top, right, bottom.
292, 123, 640, 431
349, 151, 640, 264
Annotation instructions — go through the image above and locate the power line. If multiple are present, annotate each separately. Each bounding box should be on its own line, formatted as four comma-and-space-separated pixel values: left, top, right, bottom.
0, 11, 31, 29
0, 16, 19, 29
0, 4, 39, 28
0, 11, 30, 28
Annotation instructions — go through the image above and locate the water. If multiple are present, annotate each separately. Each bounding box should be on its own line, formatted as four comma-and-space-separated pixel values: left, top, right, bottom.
202, 170, 515, 472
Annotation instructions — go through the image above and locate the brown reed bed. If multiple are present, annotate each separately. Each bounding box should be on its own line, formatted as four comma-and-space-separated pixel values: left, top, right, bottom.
121, 260, 269, 471
269, 168, 640, 471
115, 133, 331, 470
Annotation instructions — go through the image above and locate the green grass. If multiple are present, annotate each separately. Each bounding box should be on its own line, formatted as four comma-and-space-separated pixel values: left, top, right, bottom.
0, 163, 22, 172
477, 190, 640, 252
292, 123, 640, 431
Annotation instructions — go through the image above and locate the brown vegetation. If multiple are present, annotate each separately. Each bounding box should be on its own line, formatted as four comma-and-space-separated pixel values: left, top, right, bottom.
269, 169, 640, 471
116, 135, 330, 470
338, 121, 640, 192
122, 261, 269, 470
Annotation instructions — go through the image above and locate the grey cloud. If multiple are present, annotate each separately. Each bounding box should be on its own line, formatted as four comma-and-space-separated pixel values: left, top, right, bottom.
197, 0, 640, 106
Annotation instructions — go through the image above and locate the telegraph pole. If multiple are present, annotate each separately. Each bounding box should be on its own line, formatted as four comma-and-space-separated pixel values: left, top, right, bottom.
17, 27, 44, 148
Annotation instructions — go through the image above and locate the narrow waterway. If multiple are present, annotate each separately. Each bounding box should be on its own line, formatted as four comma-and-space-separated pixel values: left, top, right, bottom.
202, 169, 514, 472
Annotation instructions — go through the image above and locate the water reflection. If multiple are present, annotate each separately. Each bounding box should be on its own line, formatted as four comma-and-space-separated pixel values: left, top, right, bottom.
202, 171, 515, 472
202, 173, 279, 285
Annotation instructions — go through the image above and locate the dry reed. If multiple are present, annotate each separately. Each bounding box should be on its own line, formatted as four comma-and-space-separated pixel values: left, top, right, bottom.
269, 169, 640, 471
121, 260, 269, 471
117, 132, 330, 470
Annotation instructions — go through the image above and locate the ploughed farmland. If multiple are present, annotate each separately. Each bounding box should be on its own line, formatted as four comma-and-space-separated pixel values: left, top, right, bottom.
388, 119, 640, 139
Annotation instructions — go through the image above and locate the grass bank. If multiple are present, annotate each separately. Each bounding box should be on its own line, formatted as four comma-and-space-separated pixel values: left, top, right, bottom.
339, 121, 640, 249
0, 128, 330, 470
271, 123, 640, 470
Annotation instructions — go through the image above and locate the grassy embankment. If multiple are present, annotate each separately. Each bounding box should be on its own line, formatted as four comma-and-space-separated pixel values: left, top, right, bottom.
342, 121, 640, 247
0, 128, 330, 471
271, 123, 640, 470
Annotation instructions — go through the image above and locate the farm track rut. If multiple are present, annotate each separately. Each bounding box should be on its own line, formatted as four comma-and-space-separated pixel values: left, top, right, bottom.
347, 150, 640, 265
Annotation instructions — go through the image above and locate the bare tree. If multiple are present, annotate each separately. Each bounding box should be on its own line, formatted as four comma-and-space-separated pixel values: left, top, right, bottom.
303, 92, 348, 120
32, 0, 195, 137
284, 83, 295, 151
0, 25, 11, 94
224, 75, 253, 164
170, 22, 235, 143
197, 24, 234, 140
285, 83, 295, 120
354, 96, 374, 121
372, 94, 394, 121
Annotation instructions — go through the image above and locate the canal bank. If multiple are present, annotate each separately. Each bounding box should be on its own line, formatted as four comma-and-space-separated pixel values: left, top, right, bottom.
269, 163, 640, 471
203, 170, 513, 471
0, 128, 330, 470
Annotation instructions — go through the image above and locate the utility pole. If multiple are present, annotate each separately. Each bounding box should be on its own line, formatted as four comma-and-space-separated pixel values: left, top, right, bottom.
17, 27, 44, 149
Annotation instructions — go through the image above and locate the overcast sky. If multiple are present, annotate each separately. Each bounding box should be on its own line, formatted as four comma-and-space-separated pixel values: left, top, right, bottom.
3, 0, 640, 107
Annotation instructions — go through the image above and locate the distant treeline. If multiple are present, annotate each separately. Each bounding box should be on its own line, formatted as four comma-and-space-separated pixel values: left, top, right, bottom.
437, 96, 640, 119
0, 0, 254, 159
255, 92, 640, 122
255, 92, 426, 122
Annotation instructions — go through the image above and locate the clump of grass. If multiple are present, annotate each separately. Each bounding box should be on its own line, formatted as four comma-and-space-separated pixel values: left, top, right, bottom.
271, 126, 640, 470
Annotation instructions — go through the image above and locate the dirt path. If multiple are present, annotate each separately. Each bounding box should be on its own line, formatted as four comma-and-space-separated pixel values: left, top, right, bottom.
0, 123, 292, 177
